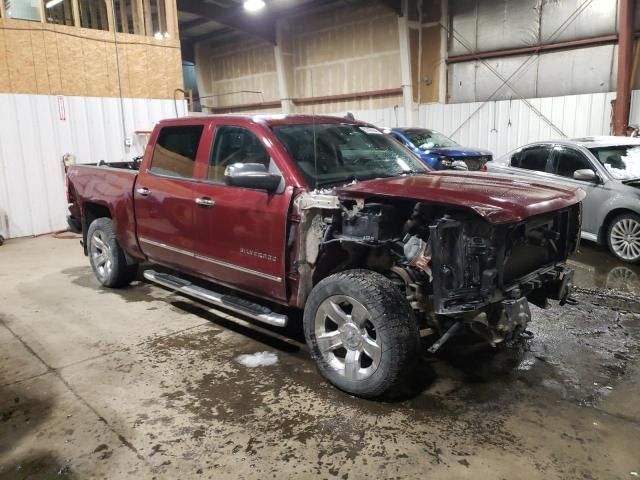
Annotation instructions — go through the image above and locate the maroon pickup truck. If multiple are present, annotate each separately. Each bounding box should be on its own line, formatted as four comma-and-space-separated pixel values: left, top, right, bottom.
67, 114, 584, 398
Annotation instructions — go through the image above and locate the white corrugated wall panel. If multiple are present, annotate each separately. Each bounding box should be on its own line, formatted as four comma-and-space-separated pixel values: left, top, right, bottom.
344, 91, 622, 159
0, 94, 187, 239
416, 91, 618, 158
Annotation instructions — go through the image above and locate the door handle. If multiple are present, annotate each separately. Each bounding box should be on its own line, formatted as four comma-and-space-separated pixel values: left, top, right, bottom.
136, 187, 150, 196
195, 197, 215, 207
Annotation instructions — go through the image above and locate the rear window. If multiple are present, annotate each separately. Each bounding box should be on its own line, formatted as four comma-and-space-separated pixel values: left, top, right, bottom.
150, 125, 204, 179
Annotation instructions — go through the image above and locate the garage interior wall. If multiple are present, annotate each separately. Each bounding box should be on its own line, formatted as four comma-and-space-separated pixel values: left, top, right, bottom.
194, 2, 406, 114
0, 0, 185, 240
0, 94, 187, 240
446, 0, 636, 103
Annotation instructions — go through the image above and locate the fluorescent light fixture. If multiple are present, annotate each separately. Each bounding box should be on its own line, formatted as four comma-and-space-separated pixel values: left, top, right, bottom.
243, 0, 265, 13
46, 0, 64, 8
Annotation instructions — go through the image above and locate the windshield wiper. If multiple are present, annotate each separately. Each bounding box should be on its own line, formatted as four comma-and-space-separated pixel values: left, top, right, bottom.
622, 177, 640, 184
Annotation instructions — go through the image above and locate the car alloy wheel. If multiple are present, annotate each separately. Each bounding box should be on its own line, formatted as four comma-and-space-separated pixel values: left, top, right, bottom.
610, 217, 640, 262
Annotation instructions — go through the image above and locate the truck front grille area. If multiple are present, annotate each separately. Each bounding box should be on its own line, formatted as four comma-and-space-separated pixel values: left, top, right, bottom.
429, 204, 581, 315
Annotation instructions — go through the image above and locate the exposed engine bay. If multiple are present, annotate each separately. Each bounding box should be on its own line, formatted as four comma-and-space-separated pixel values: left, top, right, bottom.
290, 190, 581, 350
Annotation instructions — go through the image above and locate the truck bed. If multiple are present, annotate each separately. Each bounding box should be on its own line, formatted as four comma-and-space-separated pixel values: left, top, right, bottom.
67, 163, 141, 260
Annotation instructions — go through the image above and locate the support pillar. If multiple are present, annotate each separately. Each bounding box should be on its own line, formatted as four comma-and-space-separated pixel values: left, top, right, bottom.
614, 0, 635, 135
398, 0, 414, 126
274, 20, 294, 114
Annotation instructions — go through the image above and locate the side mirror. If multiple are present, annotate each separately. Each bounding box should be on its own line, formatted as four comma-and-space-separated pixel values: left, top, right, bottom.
573, 169, 598, 182
224, 163, 281, 192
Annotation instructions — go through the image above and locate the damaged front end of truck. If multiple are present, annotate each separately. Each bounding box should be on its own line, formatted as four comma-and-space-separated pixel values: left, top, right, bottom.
289, 176, 583, 352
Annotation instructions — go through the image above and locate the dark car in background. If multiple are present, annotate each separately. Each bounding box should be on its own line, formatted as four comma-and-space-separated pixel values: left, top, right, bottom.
388, 128, 492, 171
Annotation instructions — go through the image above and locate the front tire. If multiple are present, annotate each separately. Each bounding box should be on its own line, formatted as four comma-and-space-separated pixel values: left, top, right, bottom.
606, 213, 640, 263
87, 218, 138, 288
303, 269, 420, 398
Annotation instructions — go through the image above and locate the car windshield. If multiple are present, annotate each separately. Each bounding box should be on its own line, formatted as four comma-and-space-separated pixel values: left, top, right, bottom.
403, 129, 458, 149
272, 124, 429, 188
588, 145, 640, 181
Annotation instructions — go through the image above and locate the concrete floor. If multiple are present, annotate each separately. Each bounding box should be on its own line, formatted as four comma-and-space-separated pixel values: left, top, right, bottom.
1, 234, 639, 479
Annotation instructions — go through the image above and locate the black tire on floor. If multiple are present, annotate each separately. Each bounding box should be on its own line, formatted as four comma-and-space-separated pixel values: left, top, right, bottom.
303, 269, 420, 398
606, 212, 640, 264
87, 218, 138, 288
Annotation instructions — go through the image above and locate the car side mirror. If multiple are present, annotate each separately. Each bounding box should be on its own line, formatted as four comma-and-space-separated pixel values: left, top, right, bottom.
224, 163, 281, 192
573, 169, 598, 182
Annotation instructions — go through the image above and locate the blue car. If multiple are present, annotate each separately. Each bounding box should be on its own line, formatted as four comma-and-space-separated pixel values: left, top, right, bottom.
388, 128, 492, 171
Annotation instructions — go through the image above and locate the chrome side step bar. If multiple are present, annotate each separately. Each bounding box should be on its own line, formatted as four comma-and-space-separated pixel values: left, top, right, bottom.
143, 270, 288, 328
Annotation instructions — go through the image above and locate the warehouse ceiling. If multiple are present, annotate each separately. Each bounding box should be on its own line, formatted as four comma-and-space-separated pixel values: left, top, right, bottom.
177, 0, 402, 60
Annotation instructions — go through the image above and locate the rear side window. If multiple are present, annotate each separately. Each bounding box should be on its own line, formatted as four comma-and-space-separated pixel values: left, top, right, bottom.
512, 147, 550, 172
150, 125, 204, 179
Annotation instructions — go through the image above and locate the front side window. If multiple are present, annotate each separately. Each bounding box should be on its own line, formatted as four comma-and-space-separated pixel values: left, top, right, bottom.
589, 145, 640, 181
403, 129, 458, 150
554, 148, 593, 178
512, 147, 550, 172
273, 124, 428, 188
4, 0, 40, 21
150, 125, 204, 179
208, 126, 270, 183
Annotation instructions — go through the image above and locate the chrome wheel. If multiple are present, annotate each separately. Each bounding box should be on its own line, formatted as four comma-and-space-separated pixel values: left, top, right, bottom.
610, 217, 640, 261
314, 295, 382, 381
90, 230, 113, 282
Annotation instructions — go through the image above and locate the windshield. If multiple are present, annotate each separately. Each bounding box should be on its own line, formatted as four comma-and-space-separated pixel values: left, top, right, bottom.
403, 129, 458, 150
588, 145, 640, 180
272, 124, 429, 188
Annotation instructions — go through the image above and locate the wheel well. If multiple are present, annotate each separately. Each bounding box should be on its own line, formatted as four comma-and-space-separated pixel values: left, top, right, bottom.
599, 208, 639, 244
82, 203, 112, 254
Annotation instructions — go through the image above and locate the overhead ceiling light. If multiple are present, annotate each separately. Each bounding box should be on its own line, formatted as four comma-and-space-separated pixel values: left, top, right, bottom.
243, 0, 265, 13
45, 0, 64, 8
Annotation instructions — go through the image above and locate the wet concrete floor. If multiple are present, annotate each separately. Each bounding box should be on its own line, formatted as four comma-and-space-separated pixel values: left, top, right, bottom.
0, 235, 639, 479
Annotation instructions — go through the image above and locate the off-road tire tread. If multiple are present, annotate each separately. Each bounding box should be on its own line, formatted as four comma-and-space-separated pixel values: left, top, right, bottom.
87, 218, 138, 288
304, 269, 420, 398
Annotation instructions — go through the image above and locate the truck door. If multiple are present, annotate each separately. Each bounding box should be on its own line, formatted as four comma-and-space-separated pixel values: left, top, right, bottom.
135, 122, 208, 271
190, 123, 293, 302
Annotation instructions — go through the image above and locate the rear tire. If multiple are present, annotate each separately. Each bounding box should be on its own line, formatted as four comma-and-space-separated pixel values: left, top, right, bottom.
303, 269, 420, 398
87, 218, 138, 288
606, 213, 640, 264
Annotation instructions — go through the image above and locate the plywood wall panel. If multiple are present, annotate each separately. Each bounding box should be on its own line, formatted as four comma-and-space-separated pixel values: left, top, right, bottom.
30, 31, 50, 94
58, 33, 86, 95
43, 31, 62, 93
82, 36, 110, 97
0, 18, 182, 98
126, 42, 149, 97
5, 29, 37, 94
0, 30, 10, 92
